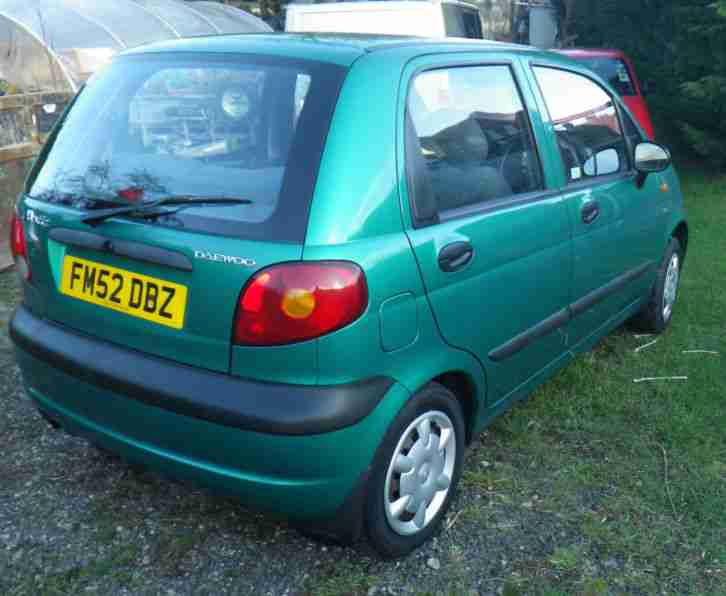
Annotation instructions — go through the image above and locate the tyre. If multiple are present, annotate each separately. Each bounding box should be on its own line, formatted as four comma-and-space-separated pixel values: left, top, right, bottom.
630, 237, 683, 333
365, 383, 465, 558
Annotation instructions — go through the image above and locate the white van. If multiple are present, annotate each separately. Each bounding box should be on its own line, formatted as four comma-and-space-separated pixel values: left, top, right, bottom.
285, 1, 484, 39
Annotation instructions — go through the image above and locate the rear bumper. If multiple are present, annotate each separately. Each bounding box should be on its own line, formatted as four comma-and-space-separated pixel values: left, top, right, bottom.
10, 306, 409, 522
10, 306, 393, 435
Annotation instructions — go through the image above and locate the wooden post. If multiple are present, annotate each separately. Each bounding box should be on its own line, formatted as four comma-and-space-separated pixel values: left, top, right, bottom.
0, 91, 73, 268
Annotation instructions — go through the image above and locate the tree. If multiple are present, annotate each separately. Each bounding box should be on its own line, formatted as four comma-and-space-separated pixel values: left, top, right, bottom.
570, 0, 726, 168
673, 1, 726, 166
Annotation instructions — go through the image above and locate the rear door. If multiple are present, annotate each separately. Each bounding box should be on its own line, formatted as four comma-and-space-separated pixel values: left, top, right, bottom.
22, 52, 345, 373
400, 55, 572, 404
530, 64, 653, 347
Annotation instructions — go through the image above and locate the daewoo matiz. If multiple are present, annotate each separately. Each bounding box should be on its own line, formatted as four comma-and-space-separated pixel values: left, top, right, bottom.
10, 34, 687, 557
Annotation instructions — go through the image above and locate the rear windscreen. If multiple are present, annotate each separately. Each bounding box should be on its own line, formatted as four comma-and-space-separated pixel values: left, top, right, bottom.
27, 53, 347, 242
580, 57, 636, 96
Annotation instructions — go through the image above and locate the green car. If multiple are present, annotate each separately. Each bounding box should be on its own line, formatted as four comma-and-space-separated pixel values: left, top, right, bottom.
9, 34, 687, 557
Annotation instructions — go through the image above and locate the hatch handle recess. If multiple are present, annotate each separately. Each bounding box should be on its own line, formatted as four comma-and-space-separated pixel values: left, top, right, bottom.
48, 228, 193, 272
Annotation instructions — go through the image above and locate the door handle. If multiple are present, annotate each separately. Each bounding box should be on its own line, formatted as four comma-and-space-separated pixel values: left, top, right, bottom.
581, 201, 600, 224
438, 241, 474, 272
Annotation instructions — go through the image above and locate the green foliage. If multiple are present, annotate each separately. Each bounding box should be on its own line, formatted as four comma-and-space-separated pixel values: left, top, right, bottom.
570, 0, 726, 168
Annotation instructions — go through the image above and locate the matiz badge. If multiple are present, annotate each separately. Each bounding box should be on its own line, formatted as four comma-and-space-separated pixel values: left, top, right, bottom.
194, 250, 256, 267
25, 209, 50, 227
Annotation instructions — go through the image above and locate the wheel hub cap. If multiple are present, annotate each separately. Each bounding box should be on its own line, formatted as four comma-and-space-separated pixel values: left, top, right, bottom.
383, 411, 456, 536
663, 253, 680, 320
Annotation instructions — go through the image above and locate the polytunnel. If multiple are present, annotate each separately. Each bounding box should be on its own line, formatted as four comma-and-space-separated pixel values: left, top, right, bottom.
0, 0, 271, 267
0, 0, 272, 95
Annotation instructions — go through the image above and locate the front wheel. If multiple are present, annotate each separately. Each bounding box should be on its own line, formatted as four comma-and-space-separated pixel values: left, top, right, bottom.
365, 383, 465, 558
630, 237, 683, 333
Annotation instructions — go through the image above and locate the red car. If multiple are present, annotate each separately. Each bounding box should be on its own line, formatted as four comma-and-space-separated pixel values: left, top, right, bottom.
556, 49, 655, 140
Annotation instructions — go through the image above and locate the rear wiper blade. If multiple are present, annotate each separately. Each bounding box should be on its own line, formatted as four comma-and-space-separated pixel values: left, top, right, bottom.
80, 196, 253, 227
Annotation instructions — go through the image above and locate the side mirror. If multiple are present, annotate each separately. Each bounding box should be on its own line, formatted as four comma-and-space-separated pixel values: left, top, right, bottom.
583, 148, 620, 177
634, 142, 671, 174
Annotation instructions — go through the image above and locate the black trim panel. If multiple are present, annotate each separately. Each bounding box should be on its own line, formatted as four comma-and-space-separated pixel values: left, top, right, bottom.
570, 261, 652, 317
489, 308, 569, 362
10, 306, 393, 436
49, 228, 193, 272
489, 261, 653, 362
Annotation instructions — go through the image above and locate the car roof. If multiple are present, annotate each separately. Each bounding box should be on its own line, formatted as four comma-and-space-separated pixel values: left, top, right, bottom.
123, 32, 529, 67
556, 48, 627, 60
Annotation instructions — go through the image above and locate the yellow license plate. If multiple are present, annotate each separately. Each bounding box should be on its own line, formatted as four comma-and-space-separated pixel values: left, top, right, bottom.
60, 255, 188, 329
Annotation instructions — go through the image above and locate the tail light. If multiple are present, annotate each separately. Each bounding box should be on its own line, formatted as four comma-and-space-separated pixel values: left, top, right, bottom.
234, 262, 368, 346
10, 213, 30, 281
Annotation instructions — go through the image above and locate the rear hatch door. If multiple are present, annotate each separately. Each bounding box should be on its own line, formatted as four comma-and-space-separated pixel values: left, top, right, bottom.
21, 50, 346, 372
24, 206, 298, 373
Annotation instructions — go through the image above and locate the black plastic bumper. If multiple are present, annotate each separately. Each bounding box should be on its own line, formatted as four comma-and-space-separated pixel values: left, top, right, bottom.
10, 306, 393, 436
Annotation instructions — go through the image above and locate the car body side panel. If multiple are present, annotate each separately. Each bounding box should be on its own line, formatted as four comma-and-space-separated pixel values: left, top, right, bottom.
304, 51, 488, 426
304, 234, 488, 437
305, 51, 407, 245
657, 167, 688, 252
394, 52, 572, 404
522, 55, 668, 344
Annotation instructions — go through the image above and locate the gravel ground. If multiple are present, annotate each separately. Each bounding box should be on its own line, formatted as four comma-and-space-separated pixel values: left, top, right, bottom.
0, 270, 586, 596
3, 264, 714, 596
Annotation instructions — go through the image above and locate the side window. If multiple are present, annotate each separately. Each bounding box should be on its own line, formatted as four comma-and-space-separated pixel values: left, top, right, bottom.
534, 66, 628, 183
407, 65, 542, 217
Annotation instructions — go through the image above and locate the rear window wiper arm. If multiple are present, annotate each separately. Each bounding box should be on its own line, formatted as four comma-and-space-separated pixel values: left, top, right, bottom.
80, 196, 253, 227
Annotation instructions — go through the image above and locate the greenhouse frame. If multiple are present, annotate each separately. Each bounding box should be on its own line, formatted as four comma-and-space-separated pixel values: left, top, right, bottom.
0, 0, 270, 267
0, 0, 271, 95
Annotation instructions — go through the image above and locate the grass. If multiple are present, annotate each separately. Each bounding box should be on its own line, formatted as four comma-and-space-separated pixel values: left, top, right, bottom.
2, 168, 724, 596
457, 167, 726, 594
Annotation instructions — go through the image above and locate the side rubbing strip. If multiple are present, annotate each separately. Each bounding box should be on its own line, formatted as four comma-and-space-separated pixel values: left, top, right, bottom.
489, 308, 569, 362
570, 261, 653, 317
489, 261, 654, 363
49, 228, 193, 272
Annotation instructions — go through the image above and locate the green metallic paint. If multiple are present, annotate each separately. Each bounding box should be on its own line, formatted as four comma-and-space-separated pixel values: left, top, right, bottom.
396, 53, 571, 404
231, 341, 318, 385
305, 237, 486, 388
520, 53, 686, 348
23, 198, 300, 373
12, 37, 688, 527
304, 50, 406, 245
17, 346, 412, 517
379, 293, 418, 353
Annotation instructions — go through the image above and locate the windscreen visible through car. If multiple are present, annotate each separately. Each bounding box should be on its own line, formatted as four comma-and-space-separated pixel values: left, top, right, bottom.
26, 53, 347, 242
579, 57, 636, 96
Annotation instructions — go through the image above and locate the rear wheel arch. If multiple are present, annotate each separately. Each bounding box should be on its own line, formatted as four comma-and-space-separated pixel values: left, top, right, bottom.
430, 371, 480, 444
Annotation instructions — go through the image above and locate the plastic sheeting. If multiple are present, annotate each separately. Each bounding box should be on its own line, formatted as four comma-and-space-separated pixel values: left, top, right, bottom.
0, 0, 271, 93
0, 14, 72, 94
